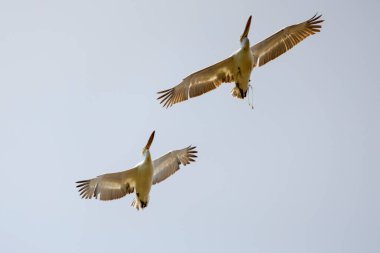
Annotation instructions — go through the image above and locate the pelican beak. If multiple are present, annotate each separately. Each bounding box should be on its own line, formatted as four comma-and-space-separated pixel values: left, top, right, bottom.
240, 15, 252, 41
144, 130, 155, 151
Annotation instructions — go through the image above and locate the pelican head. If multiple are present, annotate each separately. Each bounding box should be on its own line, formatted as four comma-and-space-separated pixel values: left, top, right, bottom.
240, 15, 252, 47
142, 130, 155, 155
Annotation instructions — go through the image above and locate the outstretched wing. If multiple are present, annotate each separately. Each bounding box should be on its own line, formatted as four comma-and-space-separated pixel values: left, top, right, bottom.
251, 14, 323, 67
76, 168, 137, 201
157, 57, 236, 108
152, 146, 197, 185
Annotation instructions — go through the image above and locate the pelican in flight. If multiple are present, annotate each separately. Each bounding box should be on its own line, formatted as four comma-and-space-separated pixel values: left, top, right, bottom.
75, 131, 197, 210
157, 14, 324, 108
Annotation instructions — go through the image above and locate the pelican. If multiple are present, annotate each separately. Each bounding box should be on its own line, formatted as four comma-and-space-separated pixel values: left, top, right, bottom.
75, 131, 197, 210
157, 14, 324, 107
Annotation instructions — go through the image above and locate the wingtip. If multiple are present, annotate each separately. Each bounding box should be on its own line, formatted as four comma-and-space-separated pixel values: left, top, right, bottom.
309, 13, 324, 23
75, 179, 88, 185
157, 87, 176, 108
187, 145, 198, 160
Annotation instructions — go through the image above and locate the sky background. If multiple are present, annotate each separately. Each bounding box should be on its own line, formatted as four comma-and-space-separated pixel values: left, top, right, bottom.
1, 0, 379, 252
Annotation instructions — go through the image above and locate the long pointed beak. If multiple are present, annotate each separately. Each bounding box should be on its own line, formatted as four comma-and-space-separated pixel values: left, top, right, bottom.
144, 131, 155, 151
240, 15, 252, 41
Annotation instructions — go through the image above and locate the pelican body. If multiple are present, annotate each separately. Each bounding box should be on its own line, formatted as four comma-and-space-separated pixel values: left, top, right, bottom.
157, 14, 323, 107
132, 132, 154, 209
231, 17, 254, 99
76, 131, 197, 210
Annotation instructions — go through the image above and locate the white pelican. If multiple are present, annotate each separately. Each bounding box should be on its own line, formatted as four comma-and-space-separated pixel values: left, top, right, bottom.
157, 14, 323, 107
75, 131, 197, 210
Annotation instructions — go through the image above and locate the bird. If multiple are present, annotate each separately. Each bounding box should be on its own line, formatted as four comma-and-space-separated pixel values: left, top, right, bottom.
157, 14, 324, 108
75, 131, 197, 210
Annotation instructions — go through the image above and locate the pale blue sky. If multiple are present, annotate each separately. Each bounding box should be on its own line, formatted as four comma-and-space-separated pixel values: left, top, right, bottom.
0, 0, 379, 252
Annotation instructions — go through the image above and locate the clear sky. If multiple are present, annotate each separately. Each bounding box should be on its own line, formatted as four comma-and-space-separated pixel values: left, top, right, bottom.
0, 0, 379, 252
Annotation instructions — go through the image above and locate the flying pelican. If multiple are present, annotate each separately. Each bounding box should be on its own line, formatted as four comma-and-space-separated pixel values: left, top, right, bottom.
157, 14, 324, 108
75, 131, 197, 210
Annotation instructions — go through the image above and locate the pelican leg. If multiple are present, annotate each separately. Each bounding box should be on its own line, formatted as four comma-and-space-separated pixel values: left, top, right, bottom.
131, 198, 140, 210
237, 66, 245, 98
239, 87, 245, 98
140, 200, 148, 209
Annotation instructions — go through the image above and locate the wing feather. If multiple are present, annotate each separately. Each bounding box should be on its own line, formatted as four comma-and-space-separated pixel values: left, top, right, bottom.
251, 14, 324, 67
157, 57, 236, 108
75, 168, 137, 201
152, 146, 197, 185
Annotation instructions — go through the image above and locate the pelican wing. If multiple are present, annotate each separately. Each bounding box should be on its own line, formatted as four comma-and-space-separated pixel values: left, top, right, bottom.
76, 168, 137, 201
251, 14, 323, 67
157, 57, 236, 107
152, 146, 197, 185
